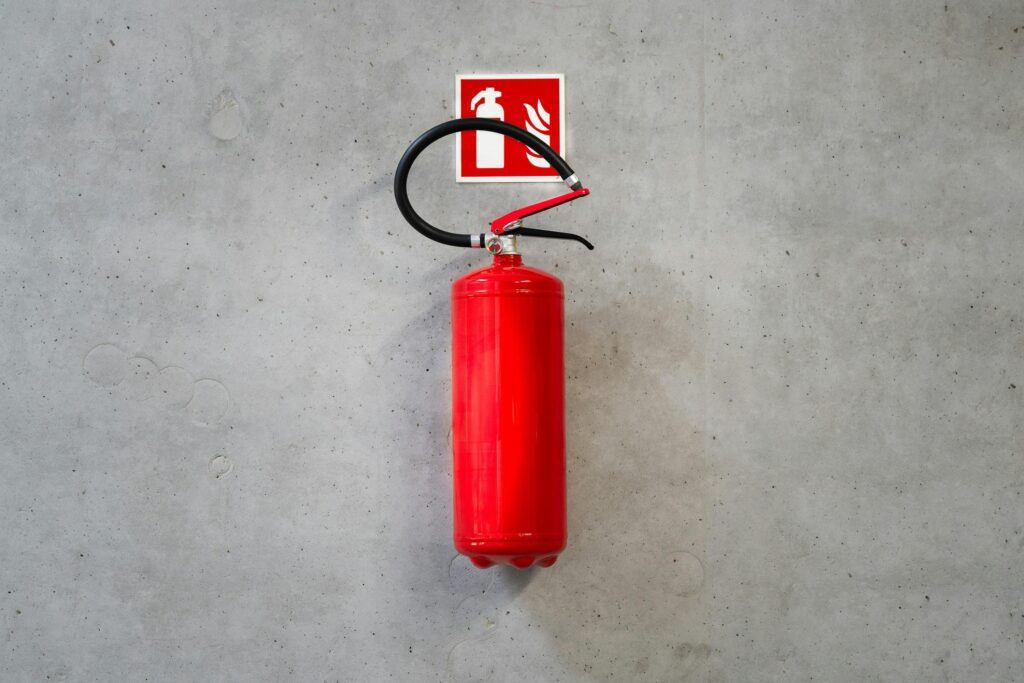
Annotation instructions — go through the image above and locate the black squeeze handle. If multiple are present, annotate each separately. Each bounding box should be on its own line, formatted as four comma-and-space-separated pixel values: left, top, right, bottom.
394, 119, 580, 248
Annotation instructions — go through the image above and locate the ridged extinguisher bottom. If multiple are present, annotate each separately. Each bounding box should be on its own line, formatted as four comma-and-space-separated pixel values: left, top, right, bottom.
456, 535, 565, 569
467, 554, 559, 570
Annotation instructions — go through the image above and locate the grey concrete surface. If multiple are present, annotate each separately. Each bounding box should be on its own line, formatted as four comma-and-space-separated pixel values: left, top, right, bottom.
1, 0, 1022, 680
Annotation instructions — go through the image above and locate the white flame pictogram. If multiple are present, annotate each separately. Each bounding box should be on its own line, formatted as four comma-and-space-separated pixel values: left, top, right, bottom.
523, 100, 551, 168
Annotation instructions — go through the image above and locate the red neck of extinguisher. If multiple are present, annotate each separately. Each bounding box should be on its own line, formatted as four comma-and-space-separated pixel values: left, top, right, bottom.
492, 254, 523, 267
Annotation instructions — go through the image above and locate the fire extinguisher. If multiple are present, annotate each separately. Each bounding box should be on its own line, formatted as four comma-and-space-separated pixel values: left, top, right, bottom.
394, 119, 592, 569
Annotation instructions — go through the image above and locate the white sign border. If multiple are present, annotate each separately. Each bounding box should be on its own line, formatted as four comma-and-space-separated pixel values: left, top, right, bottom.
454, 73, 566, 183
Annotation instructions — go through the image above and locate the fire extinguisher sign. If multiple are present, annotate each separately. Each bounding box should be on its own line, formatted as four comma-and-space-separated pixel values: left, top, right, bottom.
455, 74, 566, 183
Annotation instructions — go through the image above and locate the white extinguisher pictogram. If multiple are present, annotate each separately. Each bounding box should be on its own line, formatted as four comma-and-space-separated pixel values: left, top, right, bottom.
470, 88, 504, 168
523, 100, 552, 168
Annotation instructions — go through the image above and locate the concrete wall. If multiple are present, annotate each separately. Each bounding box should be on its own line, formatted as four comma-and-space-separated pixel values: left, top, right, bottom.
2, 1, 1022, 680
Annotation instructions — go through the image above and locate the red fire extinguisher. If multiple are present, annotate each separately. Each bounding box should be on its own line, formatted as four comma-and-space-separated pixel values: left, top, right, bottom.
394, 119, 591, 569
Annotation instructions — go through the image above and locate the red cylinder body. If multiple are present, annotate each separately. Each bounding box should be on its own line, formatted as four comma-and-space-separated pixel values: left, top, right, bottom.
451, 253, 566, 569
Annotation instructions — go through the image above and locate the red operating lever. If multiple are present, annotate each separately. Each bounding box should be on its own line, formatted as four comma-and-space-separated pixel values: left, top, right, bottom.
490, 188, 591, 235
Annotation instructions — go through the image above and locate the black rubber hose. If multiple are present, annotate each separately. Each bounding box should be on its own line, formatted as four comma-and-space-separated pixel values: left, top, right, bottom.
394, 118, 578, 248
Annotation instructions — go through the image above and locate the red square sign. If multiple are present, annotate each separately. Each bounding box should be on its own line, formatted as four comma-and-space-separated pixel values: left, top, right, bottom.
455, 74, 565, 183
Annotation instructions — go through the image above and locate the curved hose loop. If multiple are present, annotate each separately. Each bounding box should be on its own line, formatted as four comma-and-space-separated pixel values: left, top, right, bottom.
394, 118, 580, 248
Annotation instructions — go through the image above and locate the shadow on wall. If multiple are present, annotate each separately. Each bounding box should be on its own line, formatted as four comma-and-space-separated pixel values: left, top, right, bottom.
384, 259, 707, 681
547, 262, 708, 680
442, 263, 710, 681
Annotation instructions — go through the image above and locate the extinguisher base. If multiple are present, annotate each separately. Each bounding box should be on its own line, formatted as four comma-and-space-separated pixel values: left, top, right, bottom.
467, 554, 559, 570
456, 535, 565, 570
